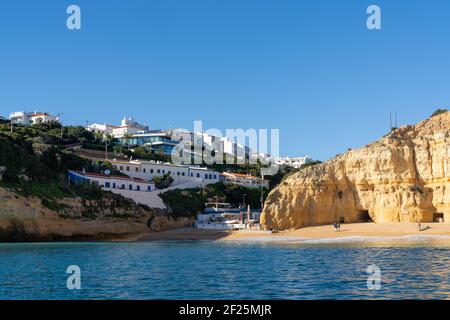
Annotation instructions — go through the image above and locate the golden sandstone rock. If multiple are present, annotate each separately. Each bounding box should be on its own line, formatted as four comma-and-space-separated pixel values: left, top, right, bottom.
261, 111, 450, 230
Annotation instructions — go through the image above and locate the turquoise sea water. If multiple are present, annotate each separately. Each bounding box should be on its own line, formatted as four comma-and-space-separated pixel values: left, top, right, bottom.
1, 237, 450, 299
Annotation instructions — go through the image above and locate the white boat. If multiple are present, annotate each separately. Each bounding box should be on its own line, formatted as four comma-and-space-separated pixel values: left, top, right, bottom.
195, 203, 245, 230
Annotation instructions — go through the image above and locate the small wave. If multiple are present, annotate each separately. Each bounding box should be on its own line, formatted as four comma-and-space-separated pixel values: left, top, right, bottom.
220, 234, 450, 244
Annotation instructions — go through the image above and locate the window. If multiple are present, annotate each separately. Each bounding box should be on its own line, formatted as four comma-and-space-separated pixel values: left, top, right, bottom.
136, 185, 140, 191
177, 172, 180, 176
213, 175, 216, 179
129, 184, 132, 190
122, 184, 125, 189
126, 166, 130, 171
113, 183, 116, 188
143, 168, 146, 173
182, 172, 185, 176
196, 173, 200, 178
209, 174, 212, 179
147, 186, 152, 191
150, 169, 154, 174
157, 169, 160, 174
205, 174, 208, 179
105, 182, 111, 188
120, 166, 123, 171
168, 171, 171, 174
162, 170, 165, 174
135, 167, 138, 172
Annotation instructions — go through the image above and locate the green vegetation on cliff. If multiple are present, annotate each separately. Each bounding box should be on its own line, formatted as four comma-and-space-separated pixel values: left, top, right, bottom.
0, 122, 148, 216
159, 182, 266, 217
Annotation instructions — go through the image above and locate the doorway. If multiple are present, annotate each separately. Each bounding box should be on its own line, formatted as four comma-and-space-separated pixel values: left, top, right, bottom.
433, 212, 444, 222
358, 210, 373, 222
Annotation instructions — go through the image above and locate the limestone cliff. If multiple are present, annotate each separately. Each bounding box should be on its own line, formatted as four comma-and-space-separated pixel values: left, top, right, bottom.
261, 111, 450, 229
0, 187, 190, 241
0, 186, 154, 241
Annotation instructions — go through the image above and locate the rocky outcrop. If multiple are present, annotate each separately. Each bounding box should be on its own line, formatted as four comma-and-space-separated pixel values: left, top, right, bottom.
148, 215, 194, 232
261, 112, 450, 230
0, 187, 160, 241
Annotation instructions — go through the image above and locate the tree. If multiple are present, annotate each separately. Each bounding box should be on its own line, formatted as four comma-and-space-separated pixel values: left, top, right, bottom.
152, 173, 174, 189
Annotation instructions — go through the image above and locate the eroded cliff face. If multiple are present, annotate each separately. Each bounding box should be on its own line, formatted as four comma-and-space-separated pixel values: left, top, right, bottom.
261, 112, 450, 230
0, 187, 156, 241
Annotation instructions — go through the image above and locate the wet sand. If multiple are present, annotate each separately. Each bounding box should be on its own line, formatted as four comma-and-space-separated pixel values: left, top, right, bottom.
137, 222, 450, 242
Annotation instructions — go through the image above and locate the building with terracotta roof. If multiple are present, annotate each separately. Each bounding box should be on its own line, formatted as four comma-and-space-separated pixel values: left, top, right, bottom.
9, 111, 60, 125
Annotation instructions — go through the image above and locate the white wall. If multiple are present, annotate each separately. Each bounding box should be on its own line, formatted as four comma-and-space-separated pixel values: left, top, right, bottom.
111, 161, 220, 185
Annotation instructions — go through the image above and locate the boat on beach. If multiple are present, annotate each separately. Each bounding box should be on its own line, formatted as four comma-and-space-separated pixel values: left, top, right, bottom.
195, 202, 261, 230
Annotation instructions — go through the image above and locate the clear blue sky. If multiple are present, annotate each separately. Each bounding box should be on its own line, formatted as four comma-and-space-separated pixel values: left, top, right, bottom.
1, 0, 450, 160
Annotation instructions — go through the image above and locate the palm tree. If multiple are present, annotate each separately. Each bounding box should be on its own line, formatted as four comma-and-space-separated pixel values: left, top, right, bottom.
104, 133, 113, 160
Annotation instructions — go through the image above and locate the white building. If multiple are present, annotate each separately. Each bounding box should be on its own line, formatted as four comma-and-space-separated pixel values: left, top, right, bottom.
275, 156, 314, 169
221, 172, 269, 189
110, 160, 221, 186
9, 111, 60, 125
87, 123, 115, 135
68, 170, 155, 191
220, 137, 251, 159
68, 170, 158, 207
87, 116, 149, 138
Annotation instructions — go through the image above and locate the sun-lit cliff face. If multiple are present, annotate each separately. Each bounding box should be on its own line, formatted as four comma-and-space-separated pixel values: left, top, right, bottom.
261, 111, 450, 230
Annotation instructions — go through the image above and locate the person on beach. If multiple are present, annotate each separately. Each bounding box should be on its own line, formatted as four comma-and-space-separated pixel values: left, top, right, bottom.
333, 222, 340, 231
418, 220, 430, 231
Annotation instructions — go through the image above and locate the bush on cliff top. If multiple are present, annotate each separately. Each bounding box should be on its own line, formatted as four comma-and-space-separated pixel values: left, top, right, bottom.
431, 109, 448, 117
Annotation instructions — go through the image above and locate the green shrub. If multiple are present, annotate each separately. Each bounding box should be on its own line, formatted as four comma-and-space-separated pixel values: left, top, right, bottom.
153, 173, 174, 189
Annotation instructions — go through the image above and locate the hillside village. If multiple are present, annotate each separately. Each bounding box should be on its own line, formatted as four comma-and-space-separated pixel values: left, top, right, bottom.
1, 110, 314, 214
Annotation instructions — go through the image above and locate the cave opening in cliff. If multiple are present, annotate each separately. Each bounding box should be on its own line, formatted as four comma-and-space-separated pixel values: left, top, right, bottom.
357, 210, 372, 222
433, 213, 444, 222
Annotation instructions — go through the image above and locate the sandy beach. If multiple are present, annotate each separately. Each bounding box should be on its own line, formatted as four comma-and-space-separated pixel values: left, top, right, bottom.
136, 222, 450, 242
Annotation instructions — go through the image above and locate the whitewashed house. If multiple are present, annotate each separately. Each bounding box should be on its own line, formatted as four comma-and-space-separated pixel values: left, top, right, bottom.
68, 170, 155, 191
87, 117, 149, 138
9, 111, 60, 125
110, 160, 220, 186
68, 170, 157, 207
275, 156, 314, 169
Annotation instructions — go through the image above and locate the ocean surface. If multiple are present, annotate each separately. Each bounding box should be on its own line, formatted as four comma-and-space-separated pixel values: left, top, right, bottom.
1, 236, 450, 299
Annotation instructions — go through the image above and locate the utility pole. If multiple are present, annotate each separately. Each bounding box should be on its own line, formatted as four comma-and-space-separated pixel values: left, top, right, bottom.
389, 112, 392, 130
10, 118, 13, 134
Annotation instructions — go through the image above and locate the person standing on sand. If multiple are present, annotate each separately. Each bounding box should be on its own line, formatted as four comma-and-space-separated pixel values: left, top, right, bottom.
333, 222, 340, 231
